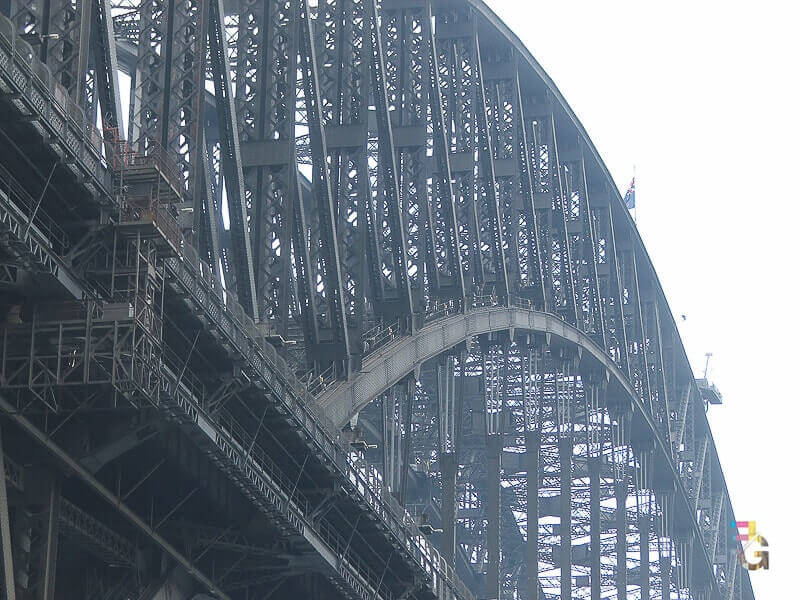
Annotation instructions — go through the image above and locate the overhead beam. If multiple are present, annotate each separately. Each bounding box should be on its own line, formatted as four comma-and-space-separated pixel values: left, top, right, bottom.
0, 397, 232, 600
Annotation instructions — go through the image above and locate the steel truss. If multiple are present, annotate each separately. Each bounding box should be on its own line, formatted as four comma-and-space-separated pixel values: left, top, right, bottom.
0, 0, 754, 599
351, 329, 748, 600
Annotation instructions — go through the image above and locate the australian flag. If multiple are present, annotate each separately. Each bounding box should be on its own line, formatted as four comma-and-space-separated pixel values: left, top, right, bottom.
624, 177, 635, 209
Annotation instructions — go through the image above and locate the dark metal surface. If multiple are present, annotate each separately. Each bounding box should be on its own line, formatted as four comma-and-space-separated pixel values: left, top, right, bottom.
0, 0, 754, 599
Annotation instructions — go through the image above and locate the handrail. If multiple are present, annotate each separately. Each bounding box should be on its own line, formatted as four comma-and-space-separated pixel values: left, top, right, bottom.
163, 251, 475, 600
315, 297, 744, 600
157, 361, 397, 600
0, 161, 70, 255
0, 12, 111, 199
361, 318, 401, 357
300, 362, 337, 396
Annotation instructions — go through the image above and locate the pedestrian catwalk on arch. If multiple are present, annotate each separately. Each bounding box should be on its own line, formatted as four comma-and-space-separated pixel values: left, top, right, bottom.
0, 0, 754, 599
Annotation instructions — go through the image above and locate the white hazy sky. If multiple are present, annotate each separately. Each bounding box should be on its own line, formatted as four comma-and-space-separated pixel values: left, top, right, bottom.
485, 0, 799, 596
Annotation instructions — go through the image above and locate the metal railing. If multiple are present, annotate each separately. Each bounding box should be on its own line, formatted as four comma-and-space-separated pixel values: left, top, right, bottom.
163, 234, 475, 600
425, 297, 461, 322
361, 318, 401, 356
118, 195, 183, 252
114, 142, 184, 198
158, 360, 397, 600
0, 16, 110, 195
299, 363, 337, 397
0, 161, 70, 255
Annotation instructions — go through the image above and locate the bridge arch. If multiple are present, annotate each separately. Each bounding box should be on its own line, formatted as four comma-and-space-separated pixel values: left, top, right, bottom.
0, 0, 754, 597
317, 302, 729, 598
301, 2, 751, 598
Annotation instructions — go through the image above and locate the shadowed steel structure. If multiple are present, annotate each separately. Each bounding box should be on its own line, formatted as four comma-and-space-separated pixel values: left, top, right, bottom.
0, 0, 754, 599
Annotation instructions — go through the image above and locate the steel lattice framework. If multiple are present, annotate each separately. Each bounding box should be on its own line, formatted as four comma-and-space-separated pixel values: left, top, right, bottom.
0, 0, 755, 599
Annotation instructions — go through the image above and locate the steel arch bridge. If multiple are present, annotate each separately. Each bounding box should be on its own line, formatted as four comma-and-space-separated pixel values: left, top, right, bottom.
0, 0, 755, 599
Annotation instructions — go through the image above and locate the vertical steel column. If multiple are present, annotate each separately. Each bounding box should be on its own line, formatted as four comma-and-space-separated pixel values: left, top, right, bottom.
378, 2, 430, 313
398, 377, 414, 506
297, 0, 351, 370
525, 110, 554, 311
40, 476, 60, 600
440, 450, 457, 563
382, 388, 400, 494
209, 0, 258, 316
437, 355, 460, 565
640, 504, 651, 600
40, 0, 91, 104
658, 495, 673, 600
426, 1, 465, 300
555, 358, 574, 600
94, 0, 124, 136
129, 0, 166, 148
0, 425, 15, 600
482, 340, 507, 600
589, 455, 601, 600
513, 71, 547, 311
482, 344, 504, 600
591, 194, 629, 375
234, 0, 300, 328
634, 442, 655, 600
526, 425, 540, 600
357, 0, 414, 324
482, 55, 519, 295
675, 537, 690, 595
586, 378, 604, 600
527, 110, 577, 324
433, 6, 487, 294
161, 0, 208, 194
474, 36, 509, 301
661, 552, 672, 600
310, 0, 374, 347
642, 292, 673, 449
486, 432, 501, 600
546, 114, 579, 325
618, 241, 652, 409
524, 346, 541, 600
196, 132, 223, 279
559, 436, 572, 600
575, 153, 606, 344
616, 478, 628, 597
613, 416, 629, 600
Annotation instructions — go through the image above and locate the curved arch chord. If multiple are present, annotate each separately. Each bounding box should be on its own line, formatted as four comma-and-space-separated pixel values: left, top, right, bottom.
316, 303, 742, 598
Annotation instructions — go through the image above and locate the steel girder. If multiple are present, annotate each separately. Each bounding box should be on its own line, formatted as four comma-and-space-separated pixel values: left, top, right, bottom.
0, 0, 755, 598
232, 0, 299, 333
318, 305, 754, 600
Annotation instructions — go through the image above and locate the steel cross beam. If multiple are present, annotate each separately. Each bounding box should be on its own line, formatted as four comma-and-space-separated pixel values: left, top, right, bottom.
0, 396, 232, 600
364, 0, 415, 322
0, 0, 757, 597
381, 1, 466, 303
318, 298, 754, 599
295, 0, 351, 373
233, 0, 300, 330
